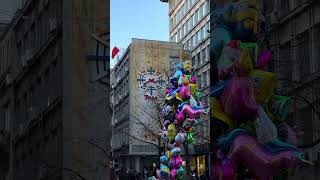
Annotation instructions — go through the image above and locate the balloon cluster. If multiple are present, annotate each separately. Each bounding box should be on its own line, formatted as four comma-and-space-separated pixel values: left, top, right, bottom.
158, 61, 207, 180
211, 0, 311, 179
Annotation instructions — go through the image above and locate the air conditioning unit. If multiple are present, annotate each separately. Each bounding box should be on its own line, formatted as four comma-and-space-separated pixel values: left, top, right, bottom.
116, 77, 121, 83
125, 67, 129, 72
49, 18, 57, 33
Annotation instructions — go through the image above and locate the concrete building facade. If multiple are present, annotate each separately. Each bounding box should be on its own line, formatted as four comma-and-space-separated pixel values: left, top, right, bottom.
111, 39, 189, 173
262, 0, 320, 162
0, 0, 110, 180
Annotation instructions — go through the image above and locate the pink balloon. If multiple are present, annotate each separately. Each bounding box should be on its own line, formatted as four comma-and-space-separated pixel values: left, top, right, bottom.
257, 50, 272, 70
175, 111, 185, 125
227, 134, 303, 179
170, 169, 177, 180
181, 104, 205, 119
175, 156, 183, 168
179, 86, 191, 99
166, 88, 171, 94
220, 77, 258, 121
190, 76, 197, 84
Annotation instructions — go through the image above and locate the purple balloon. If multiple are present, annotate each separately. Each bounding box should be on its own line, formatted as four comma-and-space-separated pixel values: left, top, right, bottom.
257, 50, 272, 70
168, 158, 176, 169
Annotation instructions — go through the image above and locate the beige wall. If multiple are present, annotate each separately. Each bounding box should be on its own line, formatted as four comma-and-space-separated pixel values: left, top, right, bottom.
128, 39, 187, 155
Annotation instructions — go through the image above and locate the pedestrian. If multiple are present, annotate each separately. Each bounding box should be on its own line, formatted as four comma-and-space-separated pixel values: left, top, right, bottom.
143, 167, 148, 179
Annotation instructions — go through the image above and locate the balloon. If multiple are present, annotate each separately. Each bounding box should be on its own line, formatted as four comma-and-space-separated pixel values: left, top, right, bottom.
175, 133, 186, 144
173, 70, 183, 79
170, 169, 177, 180
211, 26, 232, 61
175, 111, 184, 125
167, 151, 172, 160
267, 95, 292, 123
188, 83, 198, 95
160, 165, 170, 179
163, 120, 171, 128
181, 104, 206, 119
217, 46, 241, 77
226, 133, 304, 179
167, 124, 176, 141
168, 158, 176, 169
190, 76, 197, 84
162, 105, 172, 117
177, 166, 184, 180
160, 155, 169, 164
220, 77, 258, 121
187, 132, 194, 143
257, 50, 272, 70
254, 106, 278, 143
189, 95, 198, 109
211, 97, 234, 128
175, 156, 183, 168
171, 147, 181, 157
160, 129, 169, 143
250, 70, 277, 103
179, 86, 191, 99
237, 48, 253, 75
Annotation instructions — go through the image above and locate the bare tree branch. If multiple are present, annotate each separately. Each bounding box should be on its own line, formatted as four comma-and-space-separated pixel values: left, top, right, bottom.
121, 131, 160, 148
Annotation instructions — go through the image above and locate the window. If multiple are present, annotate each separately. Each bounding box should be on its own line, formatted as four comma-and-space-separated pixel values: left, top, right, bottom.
202, 48, 207, 61
191, 14, 195, 27
195, 10, 198, 24
194, 32, 198, 45
197, 53, 201, 66
296, 31, 310, 80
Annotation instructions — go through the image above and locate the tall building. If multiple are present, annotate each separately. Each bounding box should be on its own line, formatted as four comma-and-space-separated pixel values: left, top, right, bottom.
111, 39, 189, 173
161, 0, 210, 176
262, 0, 320, 162
0, 0, 110, 180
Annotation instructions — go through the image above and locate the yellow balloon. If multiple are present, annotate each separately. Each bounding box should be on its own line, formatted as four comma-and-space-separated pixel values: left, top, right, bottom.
167, 124, 176, 141
211, 97, 234, 128
188, 84, 198, 95
167, 150, 172, 159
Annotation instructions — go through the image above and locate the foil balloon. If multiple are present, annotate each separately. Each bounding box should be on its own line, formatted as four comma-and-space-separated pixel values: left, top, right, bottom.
181, 104, 206, 119
250, 70, 277, 103
175, 156, 183, 168
226, 133, 304, 179
175, 111, 184, 125
213, 160, 236, 180
170, 168, 177, 180
173, 70, 182, 79
187, 132, 194, 143
211, 97, 234, 128
190, 76, 196, 84
254, 106, 278, 143
167, 124, 176, 141
177, 166, 184, 180
171, 147, 181, 157
175, 133, 186, 144
160, 165, 170, 179
257, 50, 272, 70
188, 83, 198, 95
160, 155, 169, 164
179, 86, 191, 99
168, 158, 176, 169
220, 77, 258, 121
